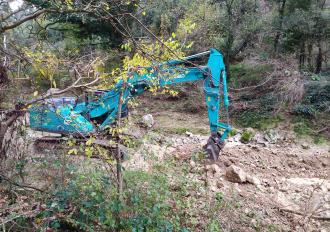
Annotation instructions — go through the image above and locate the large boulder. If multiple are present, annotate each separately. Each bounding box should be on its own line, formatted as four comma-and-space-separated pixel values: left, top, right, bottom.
225, 165, 247, 183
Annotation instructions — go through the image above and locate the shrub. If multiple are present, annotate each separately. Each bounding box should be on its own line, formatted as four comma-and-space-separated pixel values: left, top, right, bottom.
292, 104, 316, 118
240, 128, 255, 143
37, 169, 189, 231
229, 64, 274, 89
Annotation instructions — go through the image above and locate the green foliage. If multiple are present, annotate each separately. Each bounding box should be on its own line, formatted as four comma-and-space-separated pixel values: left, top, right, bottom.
240, 128, 255, 143
292, 82, 329, 119
229, 128, 238, 137
229, 64, 274, 88
28, 0, 133, 48
313, 136, 327, 145
292, 104, 316, 118
37, 168, 191, 231
235, 110, 283, 130
292, 117, 312, 137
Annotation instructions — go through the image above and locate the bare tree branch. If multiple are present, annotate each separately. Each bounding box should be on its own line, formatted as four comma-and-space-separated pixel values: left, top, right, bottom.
0, 9, 47, 33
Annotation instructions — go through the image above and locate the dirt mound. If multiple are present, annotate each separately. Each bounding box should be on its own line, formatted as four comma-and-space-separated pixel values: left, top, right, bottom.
127, 128, 329, 231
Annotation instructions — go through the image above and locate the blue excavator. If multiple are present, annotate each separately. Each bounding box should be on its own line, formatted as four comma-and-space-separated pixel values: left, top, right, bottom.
29, 48, 231, 160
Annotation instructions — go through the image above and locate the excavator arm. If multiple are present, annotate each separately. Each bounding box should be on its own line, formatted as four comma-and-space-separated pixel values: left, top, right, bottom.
29, 48, 231, 160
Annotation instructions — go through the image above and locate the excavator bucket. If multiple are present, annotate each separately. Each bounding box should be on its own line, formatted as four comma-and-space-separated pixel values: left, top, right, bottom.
204, 132, 225, 161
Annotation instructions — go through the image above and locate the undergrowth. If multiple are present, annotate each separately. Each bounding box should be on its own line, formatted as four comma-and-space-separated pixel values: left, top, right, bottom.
229, 63, 274, 89
1, 155, 234, 232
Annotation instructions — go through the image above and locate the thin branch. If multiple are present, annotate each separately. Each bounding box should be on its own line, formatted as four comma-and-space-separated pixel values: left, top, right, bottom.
0, 9, 47, 33
229, 69, 277, 92
0, 174, 45, 193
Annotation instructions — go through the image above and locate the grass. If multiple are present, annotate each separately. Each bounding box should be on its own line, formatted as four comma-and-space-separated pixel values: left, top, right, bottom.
313, 136, 327, 145
234, 110, 284, 130
293, 121, 312, 137
154, 126, 208, 135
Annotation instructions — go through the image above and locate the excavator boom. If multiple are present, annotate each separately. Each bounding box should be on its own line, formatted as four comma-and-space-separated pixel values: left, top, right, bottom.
29, 48, 231, 160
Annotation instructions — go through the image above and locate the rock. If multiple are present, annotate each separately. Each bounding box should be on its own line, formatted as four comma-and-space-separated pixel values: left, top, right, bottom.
286, 177, 330, 190
264, 129, 279, 144
250, 218, 257, 227
185, 131, 193, 137
124, 127, 143, 139
216, 179, 224, 188
223, 159, 231, 167
211, 164, 221, 174
141, 114, 154, 128
254, 133, 268, 146
210, 185, 218, 192
189, 160, 196, 168
206, 164, 221, 175
301, 143, 310, 149
275, 192, 299, 211
262, 218, 272, 226
225, 165, 247, 183
246, 175, 261, 186
284, 70, 291, 76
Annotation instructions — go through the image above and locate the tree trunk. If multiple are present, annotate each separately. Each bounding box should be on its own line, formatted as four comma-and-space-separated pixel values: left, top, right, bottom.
315, 40, 322, 74
0, 113, 20, 157
274, 0, 286, 53
307, 43, 313, 69
224, 0, 234, 80
314, 0, 326, 74
115, 83, 125, 232
299, 41, 306, 69
0, 63, 9, 86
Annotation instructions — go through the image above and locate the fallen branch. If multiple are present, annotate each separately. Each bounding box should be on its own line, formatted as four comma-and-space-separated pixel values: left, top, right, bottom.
0, 174, 45, 193
314, 126, 329, 134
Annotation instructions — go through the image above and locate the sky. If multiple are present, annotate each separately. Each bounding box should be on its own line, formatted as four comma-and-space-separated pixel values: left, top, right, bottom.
8, 0, 23, 11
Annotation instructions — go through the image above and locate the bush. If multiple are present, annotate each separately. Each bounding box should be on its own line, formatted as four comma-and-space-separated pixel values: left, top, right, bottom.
235, 110, 283, 130
240, 128, 255, 143
292, 104, 316, 118
229, 64, 274, 89
37, 169, 189, 231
